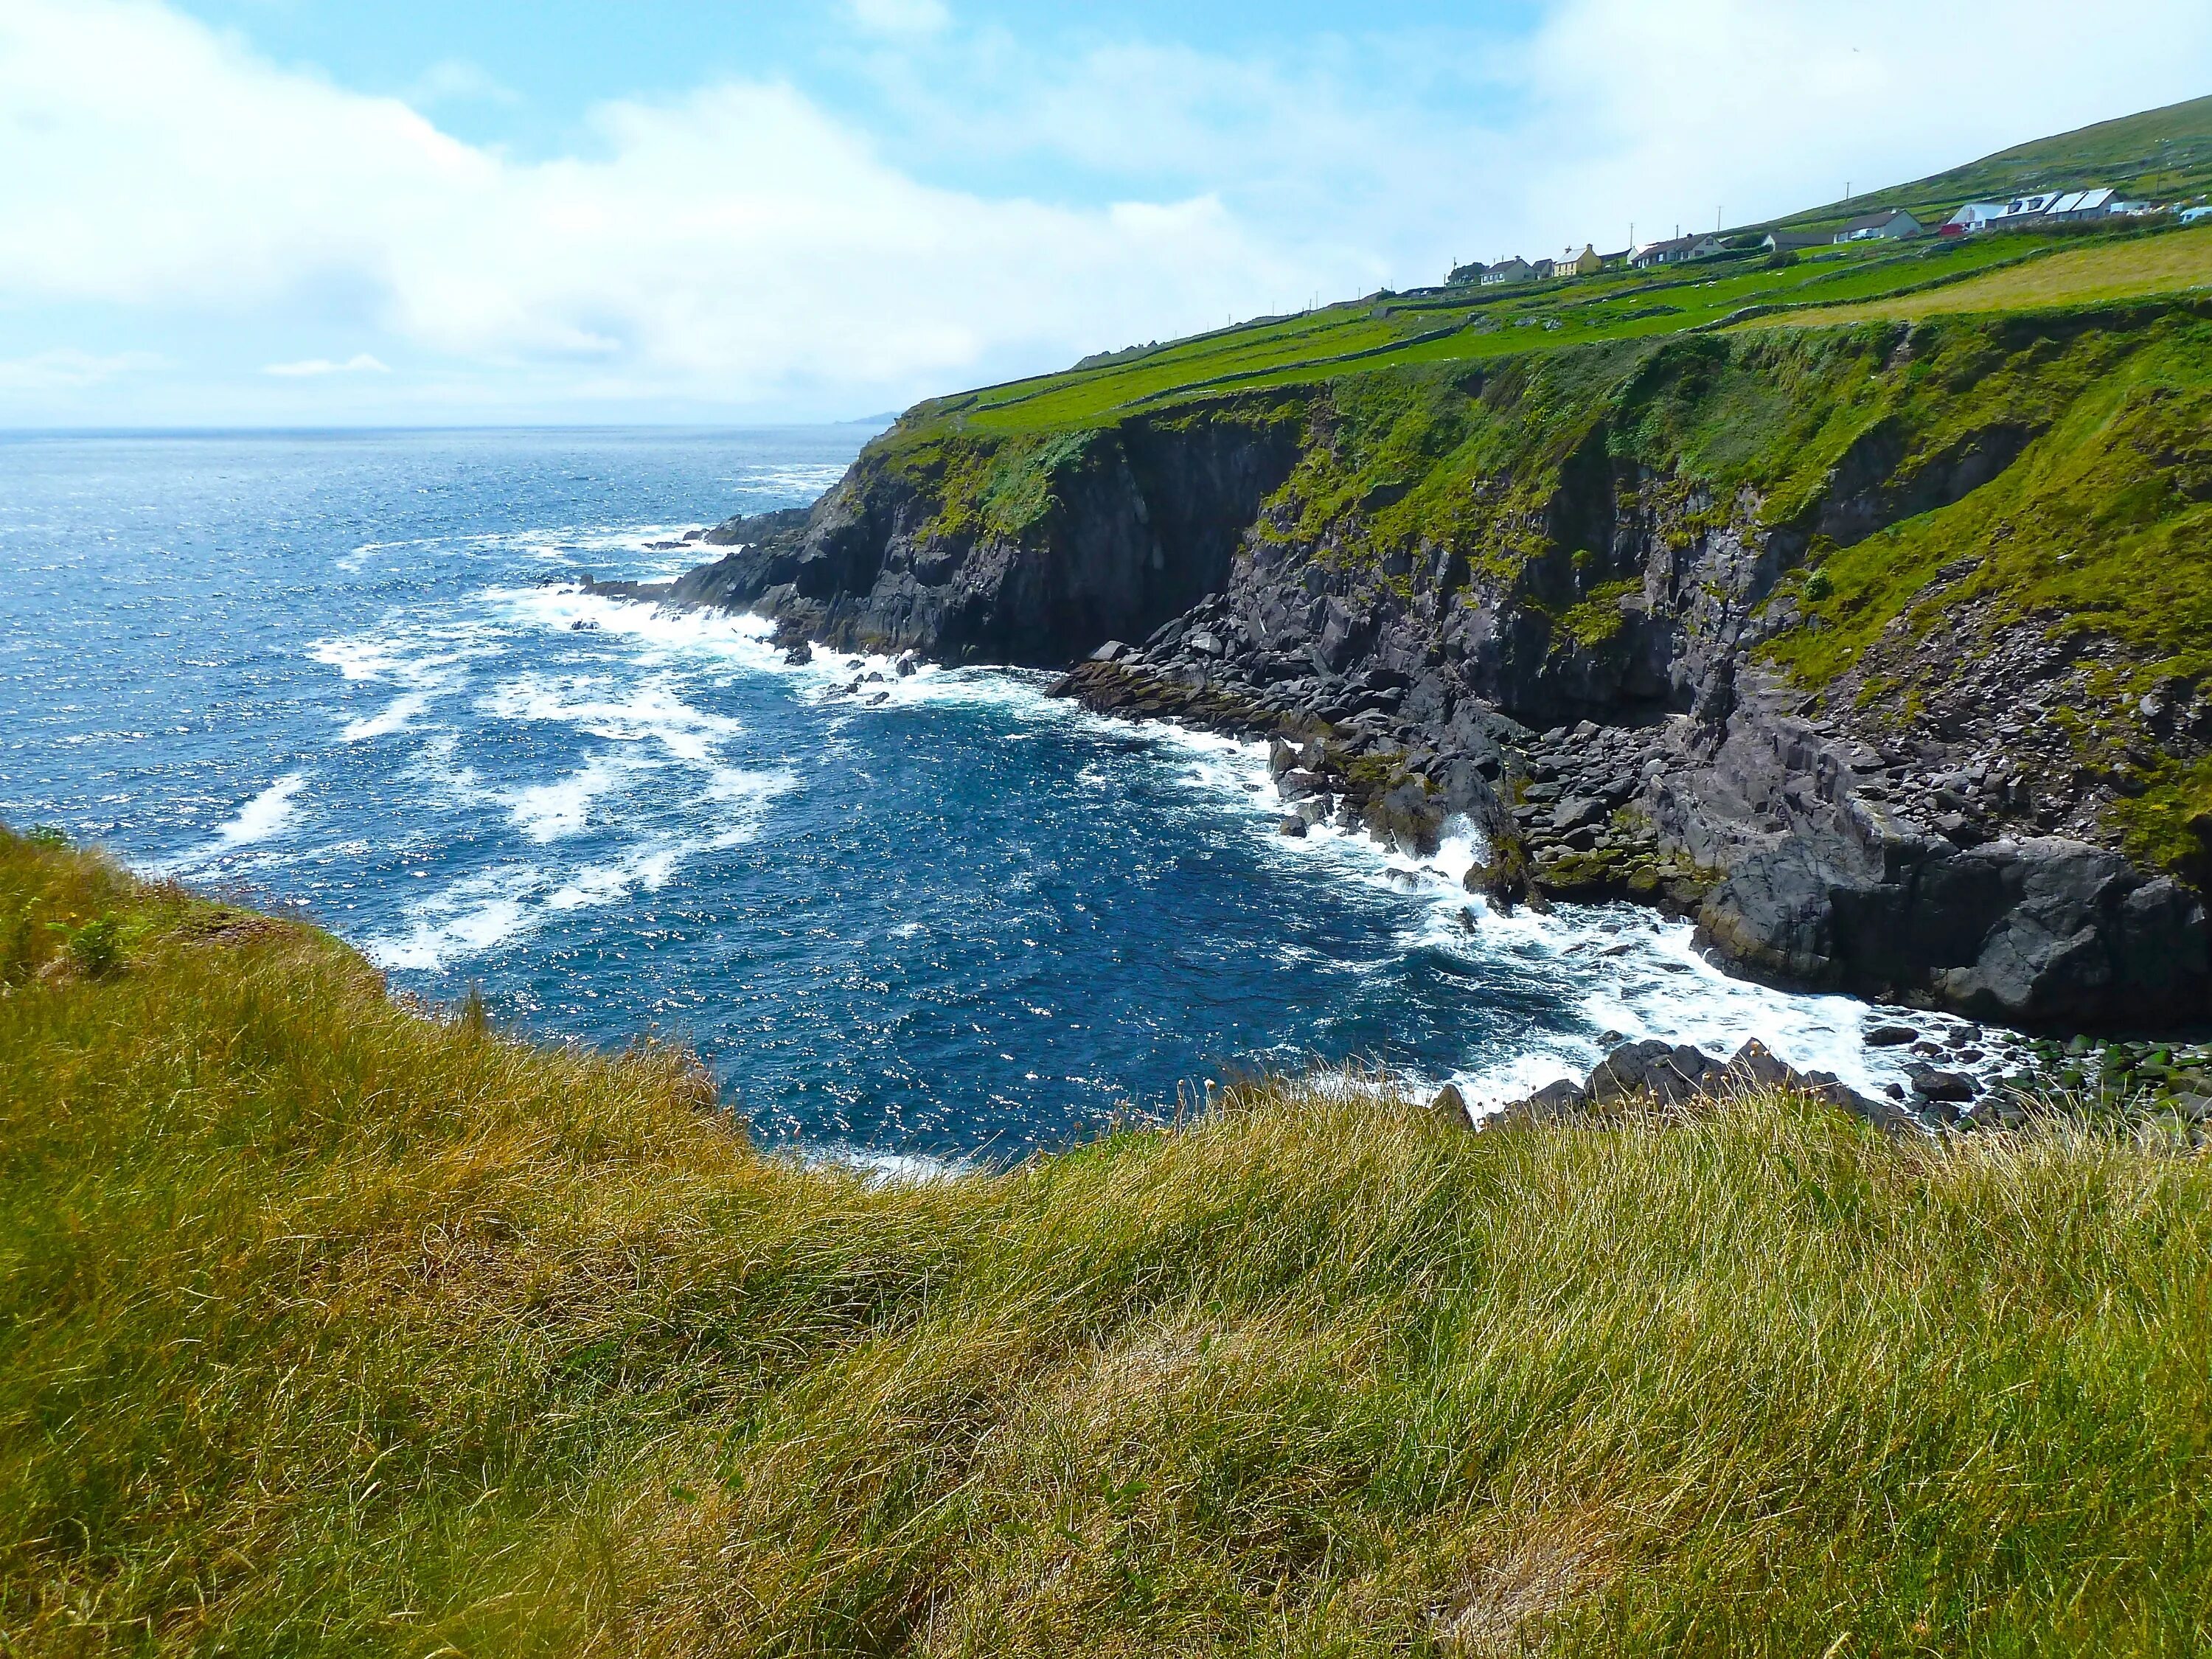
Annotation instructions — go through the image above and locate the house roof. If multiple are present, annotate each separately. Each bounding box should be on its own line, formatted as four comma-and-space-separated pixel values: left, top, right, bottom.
1839, 208, 1919, 234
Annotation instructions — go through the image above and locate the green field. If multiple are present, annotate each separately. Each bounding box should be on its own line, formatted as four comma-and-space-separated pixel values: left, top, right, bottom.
5, 832, 2212, 1655
1749, 226, 2212, 326
899, 222, 2208, 444
879, 93, 2212, 448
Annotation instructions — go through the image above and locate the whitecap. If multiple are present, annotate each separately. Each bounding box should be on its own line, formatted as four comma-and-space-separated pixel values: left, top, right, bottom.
164, 773, 310, 869
340, 691, 432, 743
505, 752, 653, 843
362, 865, 543, 973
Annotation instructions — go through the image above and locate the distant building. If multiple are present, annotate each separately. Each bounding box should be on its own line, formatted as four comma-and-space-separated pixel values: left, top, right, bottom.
1530, 257, 1558, 280
2180, 205, 2212, 225
1688, 234, 1731, 260
1559, 243, 1604, 276
1761, 231, 1828, 254
1447, 260, 1487, 285
1630, 235, 1697, 268
1833, 208, 1924, 243
1481, 257, 1534, 286
1942, 187, 2113, 235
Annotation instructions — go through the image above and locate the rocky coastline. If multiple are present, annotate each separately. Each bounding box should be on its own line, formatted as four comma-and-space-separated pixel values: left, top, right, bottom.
1435, 1030, 2212, 1144
599, 323, 2212, 1045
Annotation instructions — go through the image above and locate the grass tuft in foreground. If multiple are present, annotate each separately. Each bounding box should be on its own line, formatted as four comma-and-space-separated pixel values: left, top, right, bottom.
2, 827, 2208, 1655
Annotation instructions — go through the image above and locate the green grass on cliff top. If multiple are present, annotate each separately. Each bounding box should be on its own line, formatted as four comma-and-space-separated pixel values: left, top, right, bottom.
5, 827, 2212, 1655
906, 223, 2209, 440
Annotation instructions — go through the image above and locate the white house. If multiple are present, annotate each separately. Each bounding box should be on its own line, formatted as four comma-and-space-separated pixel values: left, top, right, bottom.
1481, 257, 1534, 286
1942, 187, 2112, 235
1630, 235, 1697, 268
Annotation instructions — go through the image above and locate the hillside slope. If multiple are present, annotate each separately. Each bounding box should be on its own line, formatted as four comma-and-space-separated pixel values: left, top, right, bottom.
1765, 91, 2212, 238
4, 830, 2211, 1653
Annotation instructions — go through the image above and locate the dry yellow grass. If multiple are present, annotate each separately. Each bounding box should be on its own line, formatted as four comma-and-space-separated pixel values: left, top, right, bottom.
1750, 225, 2212, 326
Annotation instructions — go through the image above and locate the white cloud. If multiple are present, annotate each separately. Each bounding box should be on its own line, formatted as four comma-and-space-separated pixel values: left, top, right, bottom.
406, 58, 520, 109
0, 0, 1309, 416
262, 353, 391, 377
845, 0, 950, 38
0, 0, 2207, 424
0, 348, 168, 391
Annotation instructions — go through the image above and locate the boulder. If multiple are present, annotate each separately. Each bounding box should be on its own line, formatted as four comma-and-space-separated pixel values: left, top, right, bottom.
783, 641, 813, 666
1551, 796, 1609, 832
1586, 1040, 1719, 1105
1864, 1023, 1919, 1046
1278, 769, 1330, 801
1429, 1083, 1472, 1130
1091, 640, 1131, 663
1907, 1066, 1978, 1103
1278, 815, 1309, 838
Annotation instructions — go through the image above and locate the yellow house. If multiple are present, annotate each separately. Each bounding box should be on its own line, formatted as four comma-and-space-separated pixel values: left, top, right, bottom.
1561, 243, 1603, 276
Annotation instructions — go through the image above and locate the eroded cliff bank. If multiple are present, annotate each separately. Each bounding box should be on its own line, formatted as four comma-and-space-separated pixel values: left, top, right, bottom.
606, 304, 2212, 1031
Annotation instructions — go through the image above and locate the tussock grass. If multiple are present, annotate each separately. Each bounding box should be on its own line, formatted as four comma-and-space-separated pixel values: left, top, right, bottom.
3, 827, 2209, 1655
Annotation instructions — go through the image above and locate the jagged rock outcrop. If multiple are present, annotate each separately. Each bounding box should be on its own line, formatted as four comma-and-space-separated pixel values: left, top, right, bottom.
622, 318, 2212, 1031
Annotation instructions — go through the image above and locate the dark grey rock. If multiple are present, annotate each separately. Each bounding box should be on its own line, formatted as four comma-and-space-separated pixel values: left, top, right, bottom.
1430, 1082, 1472, 1129
1587, 1040, 1718, 1105
1865, 1023, 1919, 1046
1551, 796, 1608, 832
1908, 1067, 1978, 1103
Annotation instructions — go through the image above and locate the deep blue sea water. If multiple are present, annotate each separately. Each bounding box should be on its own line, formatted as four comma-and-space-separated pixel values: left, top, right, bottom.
1, 427, 1968, 1164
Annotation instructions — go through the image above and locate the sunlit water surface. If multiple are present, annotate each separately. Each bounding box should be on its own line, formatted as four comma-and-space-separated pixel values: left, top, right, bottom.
1, 427, 1983, 1164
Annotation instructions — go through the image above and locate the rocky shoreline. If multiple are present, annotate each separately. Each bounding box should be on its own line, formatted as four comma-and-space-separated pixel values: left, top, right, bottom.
1436, 1031, 2212, 1146
600, 320, 2212, 1040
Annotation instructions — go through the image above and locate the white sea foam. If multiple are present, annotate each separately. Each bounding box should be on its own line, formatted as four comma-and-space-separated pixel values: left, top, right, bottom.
164, 773, 310, 869
546, 841, 686, 911
340, 691, 432, 743
506, 752, 651, 842
479, 669, 743, 761
794, 1145, 967, 1186
364, 865, 542, 972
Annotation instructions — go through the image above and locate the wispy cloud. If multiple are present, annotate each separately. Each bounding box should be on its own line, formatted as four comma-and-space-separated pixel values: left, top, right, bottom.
844, 0, 950, 38
0, 348, 168, 391
406, 58, 520, 109
262, 353, 392, 378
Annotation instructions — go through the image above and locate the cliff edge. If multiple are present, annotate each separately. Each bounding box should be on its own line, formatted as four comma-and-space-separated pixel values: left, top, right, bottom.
617, 289, 2212, 1030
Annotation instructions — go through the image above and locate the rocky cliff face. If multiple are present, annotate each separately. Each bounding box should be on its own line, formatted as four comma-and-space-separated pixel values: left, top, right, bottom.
632, 413, 1303, 667
622, 313, 2212, 1032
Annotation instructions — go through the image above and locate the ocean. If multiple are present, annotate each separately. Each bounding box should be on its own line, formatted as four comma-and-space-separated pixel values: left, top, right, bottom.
1, 425, 1981, 1164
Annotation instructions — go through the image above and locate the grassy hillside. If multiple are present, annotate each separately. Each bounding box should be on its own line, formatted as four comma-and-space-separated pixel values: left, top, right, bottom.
1766, 92, 2212, 239
883, 97, 2212, 448
5, 830, 2212, 1654
898, 223, 2211, 442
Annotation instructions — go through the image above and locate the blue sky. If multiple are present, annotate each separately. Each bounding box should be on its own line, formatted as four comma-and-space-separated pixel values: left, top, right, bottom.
4, 0, 2208, 427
